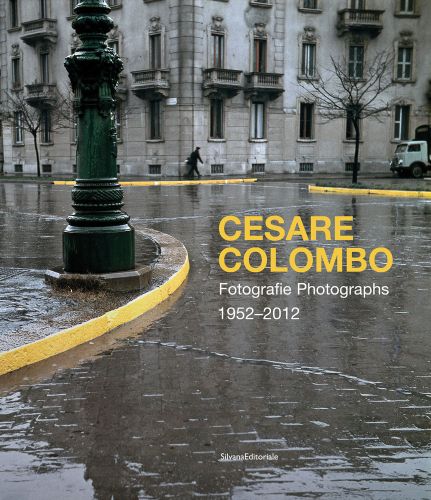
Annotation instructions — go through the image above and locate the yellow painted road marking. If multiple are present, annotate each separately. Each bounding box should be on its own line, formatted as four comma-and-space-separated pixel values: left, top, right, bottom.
309, 185, 431, 199
0, 240, 189, 376
53, 179, 258, 186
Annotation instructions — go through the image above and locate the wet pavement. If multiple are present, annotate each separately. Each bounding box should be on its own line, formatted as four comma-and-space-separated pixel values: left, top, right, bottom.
0, 184, 158, 351
1, 180, 431, 498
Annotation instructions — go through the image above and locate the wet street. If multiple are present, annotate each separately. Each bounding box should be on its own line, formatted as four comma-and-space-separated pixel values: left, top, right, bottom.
0, 180, 431, 499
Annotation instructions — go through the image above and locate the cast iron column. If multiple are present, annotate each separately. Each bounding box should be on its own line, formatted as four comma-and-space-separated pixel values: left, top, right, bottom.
63, 0, 135, 273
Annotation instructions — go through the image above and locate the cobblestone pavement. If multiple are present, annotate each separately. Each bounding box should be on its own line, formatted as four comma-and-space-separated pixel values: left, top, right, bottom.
0, 181, 431, 499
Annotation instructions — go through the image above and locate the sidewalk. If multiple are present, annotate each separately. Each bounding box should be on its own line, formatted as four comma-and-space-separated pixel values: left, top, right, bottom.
0, 172, 396, 184
0, 224, 191, 379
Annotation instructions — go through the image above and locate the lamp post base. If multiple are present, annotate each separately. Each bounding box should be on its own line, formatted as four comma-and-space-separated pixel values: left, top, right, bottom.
63, 224, 135, 274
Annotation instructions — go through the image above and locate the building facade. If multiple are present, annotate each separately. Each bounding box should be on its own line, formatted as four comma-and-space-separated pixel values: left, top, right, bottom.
1, 0, 430, 177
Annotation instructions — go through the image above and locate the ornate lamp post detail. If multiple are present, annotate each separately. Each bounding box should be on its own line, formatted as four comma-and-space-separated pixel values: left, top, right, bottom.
63, 0, 134, 273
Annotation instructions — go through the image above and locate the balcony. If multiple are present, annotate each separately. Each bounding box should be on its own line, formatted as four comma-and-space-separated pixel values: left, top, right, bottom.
337, 9, 384, 37
244, 72, 284, 100
25, 83, 58, 108
21, 19, 58, 45
131, 69, 170, 99
203, 68, 243, 98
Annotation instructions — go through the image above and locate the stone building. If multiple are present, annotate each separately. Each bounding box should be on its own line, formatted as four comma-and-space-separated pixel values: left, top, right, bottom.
0, 0, 430, 177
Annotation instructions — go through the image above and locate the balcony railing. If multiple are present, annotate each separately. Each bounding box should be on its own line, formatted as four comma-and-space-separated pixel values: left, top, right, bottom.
244, 72, 284, 99
203, 68, 243, 97
21, 19, 58, 45
131, 69, 170, 99
25, 83, 58, 107
337, 9, 384, 37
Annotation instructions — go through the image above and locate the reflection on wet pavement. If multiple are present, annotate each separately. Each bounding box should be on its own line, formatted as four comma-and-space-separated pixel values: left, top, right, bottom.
0, 181, 431, 498
0, 182, 159, 351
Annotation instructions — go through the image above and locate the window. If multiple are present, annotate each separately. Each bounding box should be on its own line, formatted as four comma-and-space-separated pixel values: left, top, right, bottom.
301, 43, 316, 78
11, 57, 21, 89
250, 102, 266, 139
399, 0, 415, 13
14, 111, 24, 144
149, 100, 162, 140
348, 45, 364, 79
350, 0, 365, 9
212, 33, 224, 68
40, 52, 49, 84
40, 0, 47, 18
150, 33, 161, 69
408, 143, 420, 152
346, 114, 361, 140
303, 0, 318, 8
42, 164, 52, 175
253, 38, 267, 73
108, 39, 119, 54
41, 110, 52, 143
108, 0, 121, 6
397, 47, 412, 80
299, 102, 314, 139
9, 0, 18, 28
394, 105, 410, 140
14, 164, 23, 173
210, 99, 224, 139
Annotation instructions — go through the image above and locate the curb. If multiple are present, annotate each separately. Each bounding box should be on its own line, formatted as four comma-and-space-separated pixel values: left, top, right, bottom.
53, 179, 257, 187
309, 185, 431, 199
0, 229, 189, 377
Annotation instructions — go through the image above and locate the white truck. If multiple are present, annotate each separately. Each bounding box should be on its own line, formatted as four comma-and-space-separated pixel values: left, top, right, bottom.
390, 125, 431, 179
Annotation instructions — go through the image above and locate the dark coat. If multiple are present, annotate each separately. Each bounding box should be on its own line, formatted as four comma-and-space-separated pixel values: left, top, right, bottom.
189, 149, 203, 167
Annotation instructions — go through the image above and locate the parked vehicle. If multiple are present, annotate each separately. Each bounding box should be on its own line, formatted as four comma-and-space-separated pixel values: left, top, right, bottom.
390, 125, 431, 179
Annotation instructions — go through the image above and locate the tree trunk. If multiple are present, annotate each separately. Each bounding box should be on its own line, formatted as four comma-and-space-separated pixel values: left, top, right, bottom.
352, 119, 360, 184
32, 132, 41, 178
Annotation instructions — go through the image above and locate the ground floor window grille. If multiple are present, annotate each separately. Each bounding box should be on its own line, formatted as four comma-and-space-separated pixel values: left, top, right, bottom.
149, 164, 161, 175
252, 163, 265, 173
14, 164, 23, 174
211, 164, 224, 174
299, 162, 314, 173
345, 162, 360, 172
42, 164, 52, 175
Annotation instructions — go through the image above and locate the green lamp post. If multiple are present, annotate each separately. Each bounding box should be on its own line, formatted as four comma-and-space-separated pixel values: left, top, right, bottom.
63, 0, 134, 274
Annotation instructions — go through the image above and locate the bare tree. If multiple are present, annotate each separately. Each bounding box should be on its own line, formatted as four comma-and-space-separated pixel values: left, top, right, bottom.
0, 89, 72, 177
299, 50, 394, 184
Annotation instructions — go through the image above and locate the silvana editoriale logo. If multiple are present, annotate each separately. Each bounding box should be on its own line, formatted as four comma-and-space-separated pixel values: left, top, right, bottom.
218, 215, 393, 274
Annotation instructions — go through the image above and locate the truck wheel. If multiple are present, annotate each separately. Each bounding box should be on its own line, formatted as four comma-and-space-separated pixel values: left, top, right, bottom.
411, 163, 424, 179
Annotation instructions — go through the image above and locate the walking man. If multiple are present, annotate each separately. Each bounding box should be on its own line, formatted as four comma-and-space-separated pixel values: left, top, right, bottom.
186, 147, 203, 178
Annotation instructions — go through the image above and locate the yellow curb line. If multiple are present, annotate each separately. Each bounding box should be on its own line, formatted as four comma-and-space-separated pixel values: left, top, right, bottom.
309, 185, 431, 199
53, 179, 257, 186
0, 250, 190, 377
